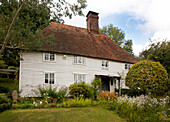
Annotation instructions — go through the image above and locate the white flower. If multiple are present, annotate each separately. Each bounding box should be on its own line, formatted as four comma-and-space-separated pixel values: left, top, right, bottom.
40, 101, 42, 104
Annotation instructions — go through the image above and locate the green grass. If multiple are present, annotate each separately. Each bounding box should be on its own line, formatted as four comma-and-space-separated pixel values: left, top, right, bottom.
0, 107, 126, 122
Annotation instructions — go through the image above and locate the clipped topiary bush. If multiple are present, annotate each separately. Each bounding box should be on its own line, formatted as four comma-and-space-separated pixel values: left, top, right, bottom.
125, 60, 168, 96
69, 83, 90, 98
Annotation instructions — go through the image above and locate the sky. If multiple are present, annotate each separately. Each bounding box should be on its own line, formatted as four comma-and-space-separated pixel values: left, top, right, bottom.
63, 0, 170, 56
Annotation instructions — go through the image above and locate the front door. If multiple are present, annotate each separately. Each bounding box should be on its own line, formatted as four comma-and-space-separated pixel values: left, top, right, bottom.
101, 76, 110, 91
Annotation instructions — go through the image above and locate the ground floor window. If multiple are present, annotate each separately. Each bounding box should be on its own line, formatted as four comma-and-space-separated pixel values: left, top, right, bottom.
45, 73, 54, 84
74, 74, 86, 83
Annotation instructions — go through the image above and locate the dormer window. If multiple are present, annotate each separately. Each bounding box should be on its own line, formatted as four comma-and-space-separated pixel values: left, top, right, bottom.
102, 60, 108, 67
74, 56, 86, 65
43, 53, 55, 61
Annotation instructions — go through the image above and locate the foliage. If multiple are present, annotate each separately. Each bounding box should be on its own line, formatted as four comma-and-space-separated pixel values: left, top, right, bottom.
100, 24, 134, 55
69, 82, 91, 98
38, 86, 67, 103
115, 89, 145, 97
0, 78, 18, 95
0, 0, 87, 53
91, 77, 102, 89
0, 55, 7, 68
98, 91, 117, 100
123, 39, 133, 55
102, 95, 170, 121
91, 77, 102, 100
62, 96, 97, 108
0, 86, 10, 93
139, 40, 170, 75
0, 93, 12, 112
100, 24, 125, 45
125, 60, 168, 96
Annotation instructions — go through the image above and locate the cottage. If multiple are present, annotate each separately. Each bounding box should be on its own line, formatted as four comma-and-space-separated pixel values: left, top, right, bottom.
19, 11, 137, 97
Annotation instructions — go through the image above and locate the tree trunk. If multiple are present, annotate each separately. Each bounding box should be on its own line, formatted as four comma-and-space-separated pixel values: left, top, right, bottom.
0, 1, 24, 54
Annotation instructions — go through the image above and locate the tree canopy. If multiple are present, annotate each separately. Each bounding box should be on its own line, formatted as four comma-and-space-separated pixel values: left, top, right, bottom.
0, 0, 87, 54
139, 40, 170, 75
100, 24, 134, 55
0, 0, 87, 71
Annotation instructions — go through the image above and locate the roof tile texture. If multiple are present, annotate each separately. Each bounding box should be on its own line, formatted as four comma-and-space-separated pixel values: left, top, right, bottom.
41, 22, 138, 64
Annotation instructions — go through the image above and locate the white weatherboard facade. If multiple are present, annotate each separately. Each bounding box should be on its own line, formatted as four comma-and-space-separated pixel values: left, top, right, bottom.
19, 52, 131, 97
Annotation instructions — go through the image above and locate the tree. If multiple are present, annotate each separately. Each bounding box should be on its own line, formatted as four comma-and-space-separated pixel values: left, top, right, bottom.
125, 60, 168, 96
123, 39, 133, 55
0, 0, 87, 54
100, 24, 134, 55
139, 40, 170, 75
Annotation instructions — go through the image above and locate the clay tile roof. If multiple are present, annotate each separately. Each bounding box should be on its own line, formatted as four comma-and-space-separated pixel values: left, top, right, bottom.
41, 22, 138, 64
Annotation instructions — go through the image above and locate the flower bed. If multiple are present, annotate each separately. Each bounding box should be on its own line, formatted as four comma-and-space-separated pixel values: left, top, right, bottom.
100, 95, 169, 121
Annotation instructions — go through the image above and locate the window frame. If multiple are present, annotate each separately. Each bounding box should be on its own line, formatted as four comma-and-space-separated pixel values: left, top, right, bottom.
44, 72, 55, 84
125, 64, 131, 70
73, 56, 86, 65
101, 60, 109, 70
73, 73, 86, 83
43, 53, 56, 62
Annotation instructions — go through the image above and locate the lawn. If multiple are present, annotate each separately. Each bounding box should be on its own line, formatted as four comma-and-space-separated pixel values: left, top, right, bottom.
0, 107, 126, 122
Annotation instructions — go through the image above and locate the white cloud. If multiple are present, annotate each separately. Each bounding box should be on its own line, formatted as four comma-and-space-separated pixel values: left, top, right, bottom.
133, 43, 144, 56
63, 0, 170, 55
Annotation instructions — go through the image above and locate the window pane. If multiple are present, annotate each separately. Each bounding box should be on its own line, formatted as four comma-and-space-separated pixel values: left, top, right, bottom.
128, 64, 131, 69
50, 53, 55, 61
50, 73, 54, 84
83, 58, 85, 64
45, 53, 49, 60
78, 57, 82, 64
83, 75, 85, 82
74, 74, 78, 83
80, 75, 82, 82
45, 73, 48, 83
78, 75, 81, 83
102, 61, 105, 66
74, 56, 77, 64
125, 64, 127, 69
105, 61, 108, 67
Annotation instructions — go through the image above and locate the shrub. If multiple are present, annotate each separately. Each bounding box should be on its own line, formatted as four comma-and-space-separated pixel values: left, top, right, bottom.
69, 83, 90, 98
0, 86, 10, 93
18, 104, 33, 109
38, 86, 67, 103
91, 77, 102, 100
62, 96, 97, 108
126, 60, 168, 96
115, 89, 145, 97
0, 93, 12, 112
98, 91, 117, 100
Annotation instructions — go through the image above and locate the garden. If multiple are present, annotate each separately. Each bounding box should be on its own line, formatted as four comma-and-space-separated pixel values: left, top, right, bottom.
0, 60, 169, 121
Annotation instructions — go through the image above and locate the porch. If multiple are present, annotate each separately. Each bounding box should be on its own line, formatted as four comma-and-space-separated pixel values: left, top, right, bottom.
97, 75, 122, 96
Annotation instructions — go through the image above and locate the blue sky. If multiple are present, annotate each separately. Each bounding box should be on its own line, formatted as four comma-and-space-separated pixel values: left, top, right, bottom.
100, 13, 152, 45
64, 0, 170, 55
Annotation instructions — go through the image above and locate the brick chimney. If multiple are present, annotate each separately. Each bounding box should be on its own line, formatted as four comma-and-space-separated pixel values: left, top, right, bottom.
86, 11, 99, 33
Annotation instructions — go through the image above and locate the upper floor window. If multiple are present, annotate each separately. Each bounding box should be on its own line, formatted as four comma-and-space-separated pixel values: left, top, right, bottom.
125, 64, 131, 69
74, 56, 86, 65
45, 73, 54, 84
44, 53, 55, 61
74, 74, 86, 83
102, 60, 108, 67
